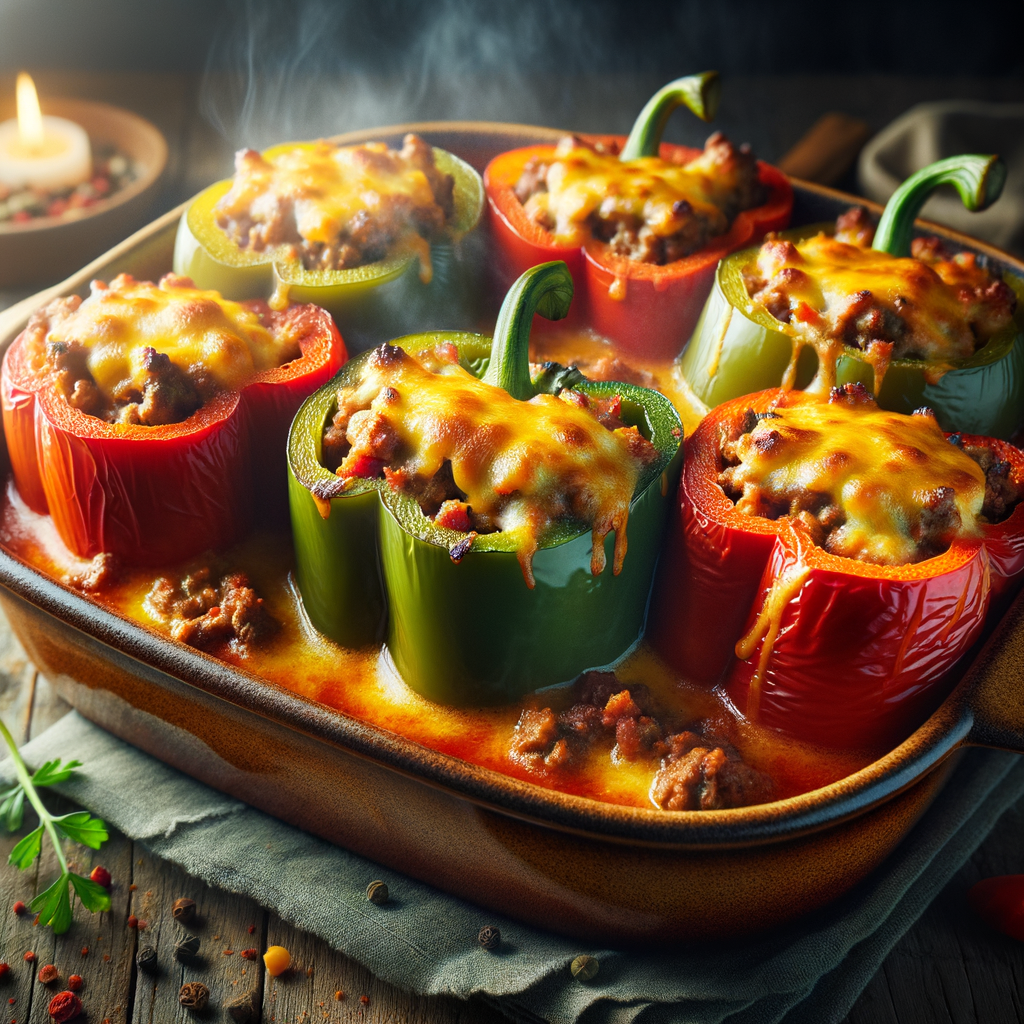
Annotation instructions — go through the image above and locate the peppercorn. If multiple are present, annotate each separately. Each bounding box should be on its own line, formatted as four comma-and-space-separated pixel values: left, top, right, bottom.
136, 946, 158, 974
172, 897, 196, 924
11, 901, 24, 915
262, 945, 290, 977
126, 915, 138, 929
174, 935, 201, 963
478, 925, 501, 951
88, 865, 111, 889
47, 991, 82, 1023
0, 963, 7, 979
360, 994, 370, 1006
67, 975, 83, 992
22, 952, 34, 963
366, 880, 389, 905
178, 981, 209, 1012
240, 948, 257, 961
36, 964, 58, 984
570, 954, 599, 982
224, 990, 259, 1023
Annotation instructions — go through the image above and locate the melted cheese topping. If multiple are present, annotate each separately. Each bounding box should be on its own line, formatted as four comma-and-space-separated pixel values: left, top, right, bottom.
335, 344, 652, 583
525, 137, 732, 245
723, 399, 986, 564
42, 274, 296, 399
216, 141, 440, 248
746, 234, 983, 382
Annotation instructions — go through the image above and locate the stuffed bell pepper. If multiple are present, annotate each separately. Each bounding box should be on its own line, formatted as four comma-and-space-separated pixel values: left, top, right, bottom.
679, 153, 1024, 439
484, 73, 793, 360
288, 262, 683, 705
174, 133, 485, 351
2, 273, 344, 565
650, 383, 1024, 751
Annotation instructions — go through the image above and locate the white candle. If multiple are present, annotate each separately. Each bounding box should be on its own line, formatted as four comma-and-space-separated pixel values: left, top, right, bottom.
0, 73, 91, 191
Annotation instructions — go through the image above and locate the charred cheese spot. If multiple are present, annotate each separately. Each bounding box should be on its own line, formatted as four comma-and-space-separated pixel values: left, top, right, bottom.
719, 396, 987, 565
28, 273, 300, 426
326, 345, 659, 582
744, 231, 1016, 374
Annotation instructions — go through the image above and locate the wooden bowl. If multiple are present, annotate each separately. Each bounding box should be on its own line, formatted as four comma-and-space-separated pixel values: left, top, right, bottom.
0, 98, 167, 287
0, 123, 1022, 946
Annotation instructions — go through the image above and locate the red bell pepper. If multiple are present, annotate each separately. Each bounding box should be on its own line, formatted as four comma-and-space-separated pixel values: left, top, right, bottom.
1, 286, 345, 566
484, 75, 793, 361
649, 389, 1024, 751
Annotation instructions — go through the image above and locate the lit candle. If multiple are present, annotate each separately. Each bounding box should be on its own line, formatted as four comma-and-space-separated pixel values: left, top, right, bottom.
0, 73, 91, 190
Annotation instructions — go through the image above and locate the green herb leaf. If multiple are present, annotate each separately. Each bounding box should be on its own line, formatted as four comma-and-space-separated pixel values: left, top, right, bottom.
9, 825, 43, 870
53, 811, 109, 850
0, 785, 24, 832
31, 874, 74, 934
31, 758, 82, 788
69, 872, 111, 914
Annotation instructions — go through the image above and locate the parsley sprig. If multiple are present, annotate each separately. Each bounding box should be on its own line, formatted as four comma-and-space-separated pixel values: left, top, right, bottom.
0, 718, 110, 933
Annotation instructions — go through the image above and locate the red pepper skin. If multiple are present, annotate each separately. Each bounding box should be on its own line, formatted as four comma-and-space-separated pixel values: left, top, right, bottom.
650, 389, 1024, 751
484, 138, 792, 360
969, 875, 1024, 941
1, 302, 344, 565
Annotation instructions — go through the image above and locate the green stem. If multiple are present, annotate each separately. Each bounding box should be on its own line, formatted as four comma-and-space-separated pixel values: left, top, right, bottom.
872, 154, 1007, 257
620, 72, 721, 161
483, 262, 574, 400
0, 718, 66, 875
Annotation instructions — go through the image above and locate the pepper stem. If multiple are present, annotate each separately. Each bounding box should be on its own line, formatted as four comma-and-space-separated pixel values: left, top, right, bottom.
872, 154, 1006, 257
619, 72, 721, 161
483, 262, 574, 401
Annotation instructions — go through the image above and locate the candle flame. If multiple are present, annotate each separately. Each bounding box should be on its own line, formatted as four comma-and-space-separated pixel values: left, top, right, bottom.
16, 73, 45, 151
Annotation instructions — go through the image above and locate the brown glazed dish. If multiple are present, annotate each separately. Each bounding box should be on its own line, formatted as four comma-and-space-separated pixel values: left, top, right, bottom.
1, 123, 1024, 945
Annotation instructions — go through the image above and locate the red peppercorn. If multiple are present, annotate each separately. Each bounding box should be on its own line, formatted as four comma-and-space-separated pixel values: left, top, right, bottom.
89, 865, 111, 889
126, 915, 138, 929
47, 990, 82, 1023
67, 975, 83, 992
0, 963, 8, 978
22, 952, 34, 963
240, 948, 258, 961
80, 948, 88, 958
12, 901, 25, 915
360, 994, 370, 1006
247, 924, 256, 934
37, 964, 59, 984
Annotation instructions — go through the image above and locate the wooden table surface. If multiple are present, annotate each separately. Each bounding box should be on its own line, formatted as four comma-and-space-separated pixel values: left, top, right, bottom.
1, 70, 1024, 1024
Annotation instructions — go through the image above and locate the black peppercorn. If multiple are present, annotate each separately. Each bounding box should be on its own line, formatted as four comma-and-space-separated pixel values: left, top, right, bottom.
136, 945, 158, 974
570, 954, 599, 981
478, 925, 501, 951
224, 989, 259, 1023
172, 897, 196, 924
175, 934, 201, 963
179, 981, 209, 1012
366, 880, 389, 905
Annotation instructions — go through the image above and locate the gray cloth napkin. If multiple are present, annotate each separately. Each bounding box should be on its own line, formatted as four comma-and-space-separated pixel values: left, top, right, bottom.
3, 712, 1022, 1024
858, 100, 1024, 256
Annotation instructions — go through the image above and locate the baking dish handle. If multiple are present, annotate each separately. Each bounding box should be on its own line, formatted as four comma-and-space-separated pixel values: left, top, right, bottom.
963, 588, 1024, 753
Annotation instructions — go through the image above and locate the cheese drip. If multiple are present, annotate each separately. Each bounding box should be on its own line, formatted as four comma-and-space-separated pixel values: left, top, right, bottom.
41, 273, 297, 401
720, 398, 986, 565
332, 344, 656, 585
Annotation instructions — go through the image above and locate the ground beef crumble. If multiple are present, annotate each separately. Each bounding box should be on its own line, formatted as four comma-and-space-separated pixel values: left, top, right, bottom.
146, 567, 277, 654
509, 670, 773, 811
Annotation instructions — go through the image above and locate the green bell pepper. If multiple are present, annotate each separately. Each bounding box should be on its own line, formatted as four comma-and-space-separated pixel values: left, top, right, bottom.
172, 140, 485, 352
678, 154, 1024, 438
287, 262, 683, 706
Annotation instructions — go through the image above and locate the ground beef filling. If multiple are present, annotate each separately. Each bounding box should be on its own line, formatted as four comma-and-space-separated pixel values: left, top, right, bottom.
215, 134, 455, 273
509, 670, 773, 811
744, 207, 1017, 363
145, 567, 277, 655
719, 383, 1021, 563
515, 131, 765, 265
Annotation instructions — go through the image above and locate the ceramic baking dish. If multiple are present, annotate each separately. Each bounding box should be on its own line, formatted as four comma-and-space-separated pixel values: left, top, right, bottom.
1, 123, 1022, 945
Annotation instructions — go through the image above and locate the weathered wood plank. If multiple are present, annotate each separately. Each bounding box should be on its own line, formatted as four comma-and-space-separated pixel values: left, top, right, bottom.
129, 849, 266, 1024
